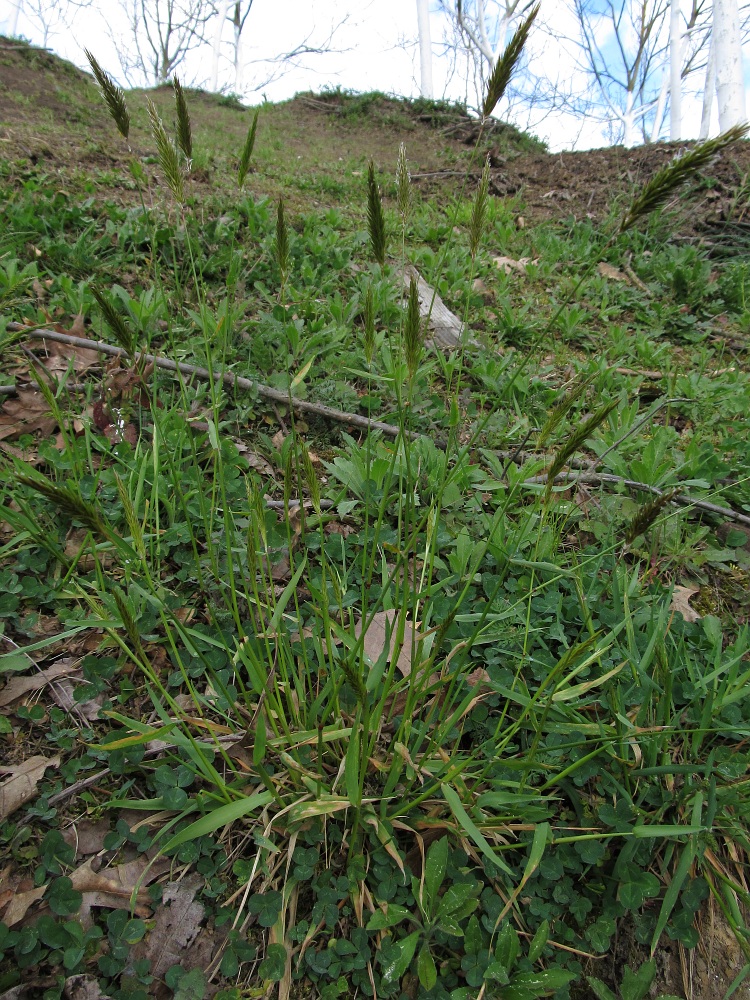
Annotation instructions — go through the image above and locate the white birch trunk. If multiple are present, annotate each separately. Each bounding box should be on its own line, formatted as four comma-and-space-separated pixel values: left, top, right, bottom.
650, 66, 670, 142
712, 0, 747, 129
699, 34, 715, 138
210, 0, 231, 92
416, 0, 434, 98
623, 88, 635, 146
669, 0, 683, 139
234, 17, 243, 93
8, 0, 22, 35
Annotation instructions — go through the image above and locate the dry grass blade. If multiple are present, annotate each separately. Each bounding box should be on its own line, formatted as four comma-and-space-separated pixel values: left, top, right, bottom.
172, 76, 193, 164
367, 160, 387, 266
91, 285, 136, 358
618, 123, 750, 232
545, 399, 619, 500
396, 142, 411, 221
85, 50, 130, 140
238, 108, 259, 188
469, 154, 491, 258
147, 98, 185, 204
482, 3, 540, 121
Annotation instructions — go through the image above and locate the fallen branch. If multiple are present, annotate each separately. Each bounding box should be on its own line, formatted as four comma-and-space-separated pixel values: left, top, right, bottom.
525, 470, 750, 528
10, 324, 413, 440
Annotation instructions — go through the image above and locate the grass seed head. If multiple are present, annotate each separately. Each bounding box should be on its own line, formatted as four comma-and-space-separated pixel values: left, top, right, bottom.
624, 489, 680, 546
147, 98, 185, 204
367, 160, 387, 266
238, 108, 260, 188
545, 399, 619, 499
538, 372, 598, 447
619, 123, 750, 232
469, 154, 491, 258
91, 285, 136, 358
85, 50, 130, 140
482, 4, 540, 122
275, 198, 290, 280
172, 76, 193, 165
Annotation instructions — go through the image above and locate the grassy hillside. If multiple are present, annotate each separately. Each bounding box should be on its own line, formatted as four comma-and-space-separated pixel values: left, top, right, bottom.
1, 35, 750, 1000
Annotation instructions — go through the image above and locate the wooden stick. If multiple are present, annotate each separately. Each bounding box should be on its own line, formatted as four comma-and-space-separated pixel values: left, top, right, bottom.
525, 471, 750, 528
10, 324, 413, 440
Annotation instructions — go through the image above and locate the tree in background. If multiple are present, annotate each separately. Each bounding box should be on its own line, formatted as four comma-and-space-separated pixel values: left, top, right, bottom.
6, 0, 93, 47
115, 0, 213, 85
416, 0, 434, 98
712, 0, 748, 128
207, 0, 348, 96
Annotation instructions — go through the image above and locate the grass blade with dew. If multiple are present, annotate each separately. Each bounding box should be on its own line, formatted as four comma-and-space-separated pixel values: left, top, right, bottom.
147, 98, 185, 205
545, 399, 619, 501
367, 160, 387, 266
90, 285, 137, 358
172, 76, 193, 166
85, 50, 130, 140
482, 3, 540, 121
469, 154, 491, 259
396, 142, 411, 222
618, 123, 750, 232
537, 372, 598, 448
238, 108, 259, 189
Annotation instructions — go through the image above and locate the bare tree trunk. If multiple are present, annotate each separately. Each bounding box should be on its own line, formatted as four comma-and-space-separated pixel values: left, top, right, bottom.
210, 0, 231, 91
232, 2, 243, 91
699, 30, 715, 137
713, 0, 747, 129
8, 0, 22, 34
416, 0, 434, 98
650, 65, 669, 141
669, 0, 683, 138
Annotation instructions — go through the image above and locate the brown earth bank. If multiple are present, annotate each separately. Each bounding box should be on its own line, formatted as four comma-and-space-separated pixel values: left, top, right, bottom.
1, 36, 749, 236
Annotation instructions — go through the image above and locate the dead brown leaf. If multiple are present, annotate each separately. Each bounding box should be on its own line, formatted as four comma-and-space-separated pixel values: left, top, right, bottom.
131, 876, 205, 979
671, 585, 701, 623
0, 390, 56, 442
355, 609, 414, 677
0, 658, 80, 707
234, 441, 273, 475
61, 818, 113, 858
0, 754, 60, 820
597, 261, 629, 283
62, 976, 114, 1000
1, 885, 47, 927
50, 675, 105, 721
492, 255, 535, 275
71, 856, 169, 923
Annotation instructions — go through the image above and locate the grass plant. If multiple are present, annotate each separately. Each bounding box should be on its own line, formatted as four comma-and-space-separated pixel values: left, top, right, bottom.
0, 28, 749, 1000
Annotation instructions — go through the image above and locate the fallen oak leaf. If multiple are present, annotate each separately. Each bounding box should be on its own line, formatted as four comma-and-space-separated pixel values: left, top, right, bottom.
1, 884, 47, 927
0, 390, 56, 442
0, 658, 81, 707
670, 585, 701, 623
0, 754, 60, 820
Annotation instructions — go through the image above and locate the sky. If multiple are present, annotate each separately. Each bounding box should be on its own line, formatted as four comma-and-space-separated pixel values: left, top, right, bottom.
0, 0, 747, 151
